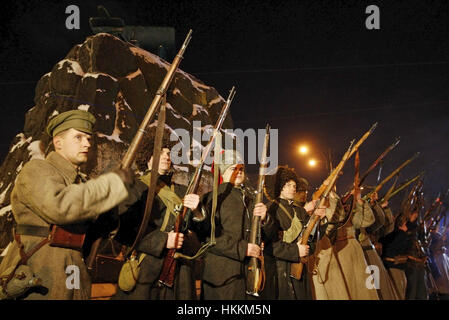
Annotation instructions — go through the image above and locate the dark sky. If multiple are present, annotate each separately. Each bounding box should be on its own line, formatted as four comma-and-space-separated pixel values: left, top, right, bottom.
1, 0, 448, 209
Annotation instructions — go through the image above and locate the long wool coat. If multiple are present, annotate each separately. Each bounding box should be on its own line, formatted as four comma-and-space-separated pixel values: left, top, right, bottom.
309, 192, 379, 300
114, 174, 199, 300
358, 203, 400, 300
0, 151, 129, 299
266, 198, 313, 300
201, 183, 277, 300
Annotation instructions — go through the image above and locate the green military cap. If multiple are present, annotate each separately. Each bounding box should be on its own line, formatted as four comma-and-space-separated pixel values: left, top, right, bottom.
46, 110, 96, 137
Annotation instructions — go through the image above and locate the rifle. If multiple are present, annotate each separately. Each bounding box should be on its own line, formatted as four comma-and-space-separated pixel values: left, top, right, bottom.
360, 137, 400, 186
246, 124, 270, 297
363, 152, 420, 202
158, 86, 236, 288
341, 137, 400, 205
379, 172, 424, 203
86, 29, 193, 270
290, 139, 355, 280
396, 179, 424, 227
312, 122, 377, 201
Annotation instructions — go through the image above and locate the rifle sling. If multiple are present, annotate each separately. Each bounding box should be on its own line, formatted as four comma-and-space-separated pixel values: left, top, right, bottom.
126, 101, 166, 257
174, 133, 221, 260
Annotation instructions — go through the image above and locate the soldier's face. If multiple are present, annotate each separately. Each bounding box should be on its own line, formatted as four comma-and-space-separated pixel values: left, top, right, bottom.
280, 180, 297, 200
223, 164, 245, 186
159, 148, 172, 174
54, 128, 91, 167
147, 148, 172, 174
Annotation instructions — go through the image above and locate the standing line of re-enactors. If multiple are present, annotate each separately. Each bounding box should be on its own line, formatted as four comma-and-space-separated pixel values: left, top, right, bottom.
1, 108, 448, 300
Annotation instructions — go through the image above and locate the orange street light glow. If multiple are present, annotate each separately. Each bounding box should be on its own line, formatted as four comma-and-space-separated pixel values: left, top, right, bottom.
308, 159, 317, 167
299, 145, 309, 155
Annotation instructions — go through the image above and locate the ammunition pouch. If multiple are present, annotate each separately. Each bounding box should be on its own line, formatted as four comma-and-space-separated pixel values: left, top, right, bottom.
49, 225, 86, 251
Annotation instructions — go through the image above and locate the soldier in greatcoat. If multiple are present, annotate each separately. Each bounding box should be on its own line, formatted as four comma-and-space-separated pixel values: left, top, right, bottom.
264, 166, 327, 300
114, 140, 205, 300
200, 149, 277, 300
0, 110, 135, 299
309, 189, 379, 300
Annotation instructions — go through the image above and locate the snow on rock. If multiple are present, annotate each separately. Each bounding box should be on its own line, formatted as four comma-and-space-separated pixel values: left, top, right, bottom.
97, 131, 124, 143
27, 140, 45, 160
9, 134, 32, 153
208, 96, 225, 106
129, 47, 169, 71
166, 103, 191, 125
0, 183, 11, 205
0, 32, 229, 251
192, 104, 209, 116
78, 104, 91, 111
0, 205, 12, 217
83, 72, 118, 82
57, 59, 84, 76
0, 242, 12, 257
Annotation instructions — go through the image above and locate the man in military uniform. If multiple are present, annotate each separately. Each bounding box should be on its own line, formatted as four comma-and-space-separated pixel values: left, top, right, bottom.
201, 150, 277, 300
0, 110, 135, 300
114, 140, 204, 300
309, 188, 379, 300
264, 166, 326, 300
358, 192, 400, 299
379, 211, 417, 300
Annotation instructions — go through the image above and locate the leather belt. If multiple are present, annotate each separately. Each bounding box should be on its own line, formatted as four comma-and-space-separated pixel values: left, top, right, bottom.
362, 244, 376, 251
384, 256, 408, 265
335, 236, 355, 242
15, 225, 51, 238
407, 255, 427, 264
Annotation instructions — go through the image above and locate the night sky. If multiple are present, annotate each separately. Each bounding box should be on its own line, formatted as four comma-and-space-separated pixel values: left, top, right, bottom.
0, 0, 448, 210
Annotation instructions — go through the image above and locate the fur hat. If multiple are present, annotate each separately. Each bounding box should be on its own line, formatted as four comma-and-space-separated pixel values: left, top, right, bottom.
264, 165, 301, 199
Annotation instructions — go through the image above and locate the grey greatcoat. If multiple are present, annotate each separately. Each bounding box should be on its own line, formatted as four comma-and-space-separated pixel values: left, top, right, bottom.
0, 151, 129, 299
201, 183, 277, 300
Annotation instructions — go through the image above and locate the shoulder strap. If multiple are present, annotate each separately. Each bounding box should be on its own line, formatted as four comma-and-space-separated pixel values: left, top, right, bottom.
126, 101, 166, 257
159, 184, 182, 232
278, 201, 294, 221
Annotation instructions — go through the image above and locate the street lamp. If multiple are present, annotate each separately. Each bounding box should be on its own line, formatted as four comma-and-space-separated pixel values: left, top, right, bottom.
299, 145, 309, 155
308, 159, 317, 167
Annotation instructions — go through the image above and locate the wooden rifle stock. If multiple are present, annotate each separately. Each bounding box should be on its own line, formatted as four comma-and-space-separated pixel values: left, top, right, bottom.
246, 124, 270, 297
86, 30, 192, 272
158, 87, 236, 288
290, 140, 354, 280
